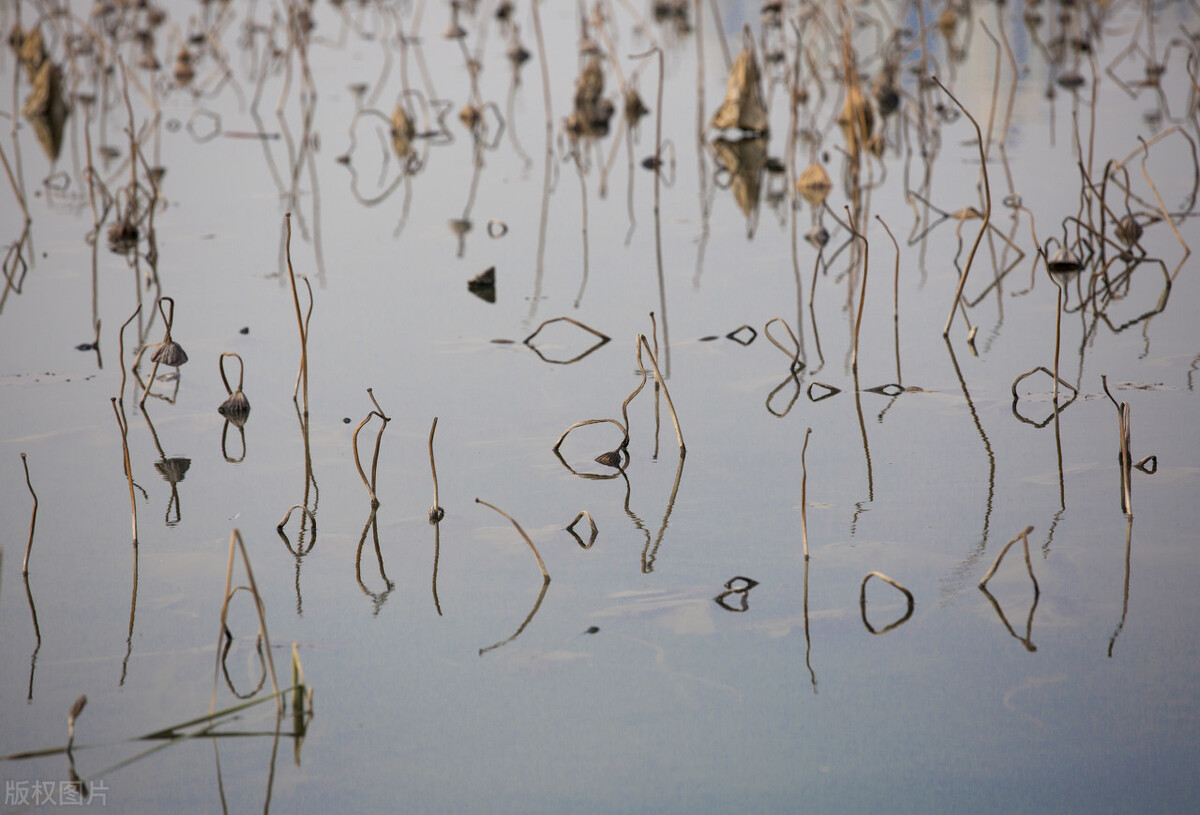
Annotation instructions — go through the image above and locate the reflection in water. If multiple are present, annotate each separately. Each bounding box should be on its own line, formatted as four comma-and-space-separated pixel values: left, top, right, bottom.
978, 526, 1041, 652
859, 572, 915, 635
140, 406, 190, 528
355, 509, 395, 617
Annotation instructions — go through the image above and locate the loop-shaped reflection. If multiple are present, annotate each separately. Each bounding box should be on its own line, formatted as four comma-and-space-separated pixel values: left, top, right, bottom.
859, 572, 914, 634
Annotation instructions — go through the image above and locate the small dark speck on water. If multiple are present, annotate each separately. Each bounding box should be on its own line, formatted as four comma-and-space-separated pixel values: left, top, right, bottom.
699, 336, 719, 342
584, 626, 600, 635
343, 417, 352, 424
239, 326, 250, 334
491, 339, 515, 344
76, 343, 96, 351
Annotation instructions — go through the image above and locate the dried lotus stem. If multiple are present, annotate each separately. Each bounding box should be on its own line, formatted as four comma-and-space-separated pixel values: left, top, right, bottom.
352, 388, 390, 508
20, 454, 37, 575
428, 417, 443, 522
211, 529, 280, 716
932, 76, 991, 339
566, 510, 598, 549
764, 317, 803, 372
635, 333, 684, 452
285, 213, 311, 415
978, 525, 1039, 595
140, 296, 186, 408
475, 498, 548, 580
800, 428, 812, 560
277, 504, 317, 536
111, 399, 138, 546
859, 571, 915, 634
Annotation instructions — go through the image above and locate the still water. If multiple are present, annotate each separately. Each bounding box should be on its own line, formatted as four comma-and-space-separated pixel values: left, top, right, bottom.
2, 1, 1199, 812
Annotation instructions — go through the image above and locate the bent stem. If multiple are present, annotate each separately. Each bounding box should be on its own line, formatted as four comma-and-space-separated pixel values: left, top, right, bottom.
20, 453, 37, 575
211, 530, 280, 716
635, 334, 685, 452
428, 417, 443, 521
800, 427, 812, 560
284, 213, 311, 415
978, 525, 1039, 595
110, 399, 138, 546
352, 389, 391, 508
475, 498, 549, 580
846, 207, 869, 375
932, 76, 991, 339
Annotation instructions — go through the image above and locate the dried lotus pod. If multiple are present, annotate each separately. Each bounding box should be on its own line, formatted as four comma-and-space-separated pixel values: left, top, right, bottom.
391, 104, 415, 158
595, 450, 622, 468
624, 89, 649, 122
17, 25, 46, 79
459, 104, 480, 131
837, 85, 874, 157
22, 61, 69, 162
174, 47, 195, 85
469, 266, 495, 288
1115, 214, 1143, 246
709, 38, 769, 135
1046, 245, 1083, 274
219, 389, 250, 418
151, 340, 188, 367
567, 57, 614, 136
796, 162, 832, 207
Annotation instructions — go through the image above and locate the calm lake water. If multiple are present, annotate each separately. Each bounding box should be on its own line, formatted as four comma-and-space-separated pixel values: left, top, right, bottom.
2, 1, 1199, 812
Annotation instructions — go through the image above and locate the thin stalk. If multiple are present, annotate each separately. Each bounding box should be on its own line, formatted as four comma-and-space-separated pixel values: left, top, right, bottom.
284, 213, 310, 415
800, 427, 812, 560
20, 454, 37, 575
475, 498, 549, 580
932, 76, 991, 339
979, 525, 1039, 596
846, 206, 869, 375
635, 334, 684, 452
428, 417, 443, 521
110, 399, 138, 546
211, 530, 280, 716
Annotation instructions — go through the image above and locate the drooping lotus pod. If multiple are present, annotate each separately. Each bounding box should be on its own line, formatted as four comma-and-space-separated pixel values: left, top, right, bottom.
796, 162, 833, 208
709, 35, 769, 135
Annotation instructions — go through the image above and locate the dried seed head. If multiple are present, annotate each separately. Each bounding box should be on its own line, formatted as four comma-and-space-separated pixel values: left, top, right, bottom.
468, 266, 496, 289
459, 104, 480, 131
151, 340, 189, 367
154, 457, 191, 484
107, 218, 139, 253
595, 450, 621, 468
805, 224, 830, 248
219, 389, 250, 418
391, 105, 415, 158
710, 44, 769, 134
429, 506, 445, 523
1115, 214, 1143, 246
174, 47, 195, 85
1046, 245, 1083, 274
796, 162, 832, 207
624, 89, 649, 122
